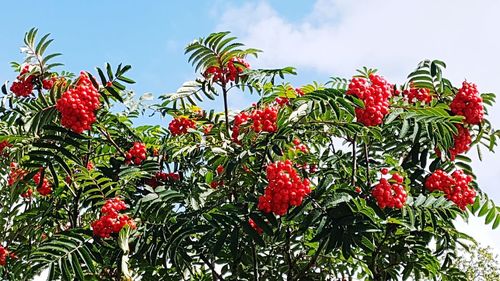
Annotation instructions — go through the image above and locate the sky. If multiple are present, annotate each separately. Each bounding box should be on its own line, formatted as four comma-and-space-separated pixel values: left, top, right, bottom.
1, 0, 499, 272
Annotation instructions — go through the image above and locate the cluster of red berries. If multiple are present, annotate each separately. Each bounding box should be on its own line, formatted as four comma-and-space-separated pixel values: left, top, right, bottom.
204, 57, 250, 83
257, 160, 311, 216
450, 81, 484, 125
91, 197, 136, 238
0, 245, 9, 266
249, 219, 263, 235
145, 171, 180, 188
250, 107, 278, 133
425, 169, 476, 209
371, 170, 407, 209
10, 65, 34, 97
403, 87, 432, 103
232, 111, 251, 143
125, 142, 147, 165
346, 74, 393, 126
292, 138, 309, 154
203, 124, 213, 135
42, 76, 57, 90
56, 72, 100, 134
449, 124, 471, 160
168, 116, 196, 136
0, 140, 12, 156
34, 170, 52, 196
7, 162, 27, 186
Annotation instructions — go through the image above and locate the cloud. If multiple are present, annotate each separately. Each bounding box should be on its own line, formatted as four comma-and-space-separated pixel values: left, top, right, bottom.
217, 0, 500, 255
216, 0, 500, 200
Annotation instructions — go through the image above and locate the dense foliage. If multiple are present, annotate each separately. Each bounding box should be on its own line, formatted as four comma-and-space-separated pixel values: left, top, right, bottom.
0, 29, 500, 280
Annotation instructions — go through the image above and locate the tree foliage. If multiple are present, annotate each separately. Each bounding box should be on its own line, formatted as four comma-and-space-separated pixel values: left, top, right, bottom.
0, 29, 499, 280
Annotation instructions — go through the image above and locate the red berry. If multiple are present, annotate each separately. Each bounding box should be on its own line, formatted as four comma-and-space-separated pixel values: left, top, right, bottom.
346, 74, 393, 126
216, 165, 225, 175
0, 245, 8, 266
92, 197, 136, 238
0, 140, 12, 156
168, 116, 196, 136
34, 169, 52, 196
425, 169, 475, 210
403, 87, 432, 103
450, 81, 484, 124
372, 174, 407, 209
125, 142, 147, 165
203, 57, 250, 83
56, 72, 101, 134
10, 65, 34, 97
380, 168, 389, 175
257, 160, 311, 216
249, 219, 263, 235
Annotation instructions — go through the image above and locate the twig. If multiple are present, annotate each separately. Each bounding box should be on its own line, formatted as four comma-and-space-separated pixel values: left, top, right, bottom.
351, 135, 357, 186
96, 126, 126, 156
295, 238, 327, 280
200, 253, 225, 280
252, 242, 259, 281
364, 142, 371, 188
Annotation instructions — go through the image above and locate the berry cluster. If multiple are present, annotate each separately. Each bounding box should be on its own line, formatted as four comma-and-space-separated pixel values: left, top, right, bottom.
10, 65, 34, 97
346, 74, 393, 126
232, 111, 251, 143
125, 142, 147, 165
21, 188, 33, 198
0, 140, 12, 156
204, 57, 250, 83
210, 180, 224, 189
145, 172, 180, 188
425, 169, 476, 209
371, 172, 407, 209
168, 116, 196, 136
42, 76, 57, 90
250, 107, 278, 133
292, 138, 309, 154
56, 72, 100, 134
203, 124, 213, 135
257, 160, 311, 216
403, 87, 432, 103
7, 162, 27, 186
34, 170, 52, 196
249, 219, 263, 235
450, 81, 484, 124
91, 197, 136, 238
449, 124, 471, 160
0, 245, 7, 266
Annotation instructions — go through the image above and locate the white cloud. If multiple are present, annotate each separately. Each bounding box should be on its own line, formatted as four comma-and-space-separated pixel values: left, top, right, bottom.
217, 0, 500, 256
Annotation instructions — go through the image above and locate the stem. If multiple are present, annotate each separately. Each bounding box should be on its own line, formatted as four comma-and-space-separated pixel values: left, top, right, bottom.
222, 82, 230, 136
252, 242, 259, 281
296, 238, 327, 279
370, 226, 390, 280
97, 126, 126, 156
200, 253, 225, 280
364, 142, 371, 188
286, 225, 293, 281
351, 135, 357, 186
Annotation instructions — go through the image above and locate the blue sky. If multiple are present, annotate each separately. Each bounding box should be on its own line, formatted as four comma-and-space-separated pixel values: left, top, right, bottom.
0, 1, 318, 104
2, 0, 500, 258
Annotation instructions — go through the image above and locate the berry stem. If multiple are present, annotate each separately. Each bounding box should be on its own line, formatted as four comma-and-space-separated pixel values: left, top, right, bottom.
351, 135, 357, 186
252, 242, 259, 281
364, 142, 371, 188
221, 82, 230, 136
97, 126, 126, 157
286, 224, 293, 281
